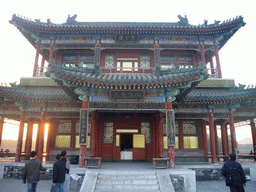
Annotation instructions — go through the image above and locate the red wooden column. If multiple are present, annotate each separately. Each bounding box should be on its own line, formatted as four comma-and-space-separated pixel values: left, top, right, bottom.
33, 42, 41, 77
38, 111, 46, 162
214, 44, 222, 78
214, 123, 219, 156
90, 111, 97, 157
79, 100, 88, 167
220, 120, 228, 156
166, 101, 175, 168
201, 120, 209, 162
209, 57, 215, 75
15, 110, 26, 161
229, 112, 237, 154
0, 117, 4, 148
48, 41, 55, 63
40, 55, 46, 74
208, 112, 217, 163
158, 112, 164, 157
25, 119, 34, 156
46, 120, 52, 161
199, 42, 206, 65
250, 119, 256, 149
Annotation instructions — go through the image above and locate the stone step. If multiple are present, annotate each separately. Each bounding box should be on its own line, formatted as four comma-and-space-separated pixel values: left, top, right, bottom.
95, 184, 160, 190
97, 179, 158, 185
97, 174, 157, 179
95, 190, 161, 192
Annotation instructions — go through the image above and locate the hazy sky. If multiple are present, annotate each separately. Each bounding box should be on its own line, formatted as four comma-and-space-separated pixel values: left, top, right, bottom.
0, 1, 255, 144
0, 0, 255, 85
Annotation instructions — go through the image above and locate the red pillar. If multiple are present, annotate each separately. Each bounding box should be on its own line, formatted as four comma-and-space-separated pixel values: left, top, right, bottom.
38, 111, 46, 162
214, 44, 222, 78
25, 119, 34, 155
250, 120, 256, 149
40, 55, 46, 74
79, 100, 88, 167
0, 118, 4, 148
199, 42, 206, 65
46, 120, 53, 161
220, 120, 228, 156
35, 122, 40, 153
209, 57, 215, 75
214, 123, 219, 156
15, 110, 26, 161
158, 112, 164, 157
90, 112, 96, 157
201, 120, 209, 162
33, 42, 41, 77
229, 112, 237, 154
48, 42, 55, 63
166, 101, 175, 168
208, 112, 217, 163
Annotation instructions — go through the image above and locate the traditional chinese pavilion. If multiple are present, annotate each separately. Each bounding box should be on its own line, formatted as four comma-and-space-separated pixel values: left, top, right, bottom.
0, 14, 256, 168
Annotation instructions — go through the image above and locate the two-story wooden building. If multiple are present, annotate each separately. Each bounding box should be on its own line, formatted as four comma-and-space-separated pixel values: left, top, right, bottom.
0, 14, 255, 167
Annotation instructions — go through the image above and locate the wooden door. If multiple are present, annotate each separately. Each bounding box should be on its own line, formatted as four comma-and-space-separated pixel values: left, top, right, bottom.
133, 134, 146, 160
113, 133, 120, 160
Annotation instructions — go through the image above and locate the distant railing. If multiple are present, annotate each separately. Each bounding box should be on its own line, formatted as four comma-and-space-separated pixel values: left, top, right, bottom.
102, 66, 154, 74
207, 68, 219, 78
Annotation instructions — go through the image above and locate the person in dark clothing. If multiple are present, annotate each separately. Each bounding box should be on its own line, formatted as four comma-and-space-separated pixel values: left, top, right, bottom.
22, 151, 47, 192
50, 154, 67, 192
222, 153, 247, 192
61, 150, 70, 192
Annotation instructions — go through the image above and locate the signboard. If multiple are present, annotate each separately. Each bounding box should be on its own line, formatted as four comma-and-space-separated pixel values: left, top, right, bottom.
116, 34, 139, 43
133, 134, 145, 148
79, 109, 89, 144
110, 90, 144, 101
166, 110, 175, 146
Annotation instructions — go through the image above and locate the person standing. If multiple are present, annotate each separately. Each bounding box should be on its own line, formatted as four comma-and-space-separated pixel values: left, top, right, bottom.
222, 153, 247, 192
22, 151, 47, 192
61, 150, 70, 192
50, 154, 67, 192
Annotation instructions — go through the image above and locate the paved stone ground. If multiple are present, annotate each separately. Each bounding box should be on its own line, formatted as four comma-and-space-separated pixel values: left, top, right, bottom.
197, 180, 256, 192
1, 161, 256, 192
1, 179, 256, 192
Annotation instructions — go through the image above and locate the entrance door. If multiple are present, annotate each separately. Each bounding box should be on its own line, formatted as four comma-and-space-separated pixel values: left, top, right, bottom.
133, 134, 146, 160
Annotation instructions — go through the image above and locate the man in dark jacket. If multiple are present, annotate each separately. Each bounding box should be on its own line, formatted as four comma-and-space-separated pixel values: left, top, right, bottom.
22, 151, 47, 192
222, 153, 247, 192
50, 154, 67, 192
61, 150, 70, 192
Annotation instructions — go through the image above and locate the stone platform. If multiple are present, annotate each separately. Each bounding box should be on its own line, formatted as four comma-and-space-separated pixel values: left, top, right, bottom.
0, 160, 255, 192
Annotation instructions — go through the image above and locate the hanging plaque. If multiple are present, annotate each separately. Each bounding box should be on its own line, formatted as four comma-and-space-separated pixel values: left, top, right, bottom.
110, 90, 144, 101
166, 110, 175, 146
79, 109, 89, 144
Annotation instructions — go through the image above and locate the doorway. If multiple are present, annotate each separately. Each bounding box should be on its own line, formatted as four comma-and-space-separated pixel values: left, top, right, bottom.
120, 134, 133, 151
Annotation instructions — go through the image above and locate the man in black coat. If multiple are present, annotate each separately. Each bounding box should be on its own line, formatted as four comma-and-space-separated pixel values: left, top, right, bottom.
222, 153, 247, 192
50, 154, 67, 192
22, 151, 47, 192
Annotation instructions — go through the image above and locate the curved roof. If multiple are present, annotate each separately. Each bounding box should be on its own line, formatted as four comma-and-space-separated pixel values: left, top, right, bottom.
184, 87, 256, 104
10, 14, 245, 34
48, 62, 208, 87
0, 86, 72, 103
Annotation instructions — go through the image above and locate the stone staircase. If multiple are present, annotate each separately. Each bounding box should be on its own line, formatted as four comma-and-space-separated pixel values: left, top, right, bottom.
95, 171, 160, 192
80, 170, 174, 192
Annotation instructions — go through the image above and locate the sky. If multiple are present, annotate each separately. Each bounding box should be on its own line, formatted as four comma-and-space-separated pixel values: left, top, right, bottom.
0, 1, 255, 144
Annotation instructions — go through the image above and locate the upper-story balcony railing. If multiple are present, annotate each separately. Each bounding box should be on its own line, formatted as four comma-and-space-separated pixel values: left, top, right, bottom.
207, 68, 219, 78
48, 60, 215, 79
102, 66, 154, 74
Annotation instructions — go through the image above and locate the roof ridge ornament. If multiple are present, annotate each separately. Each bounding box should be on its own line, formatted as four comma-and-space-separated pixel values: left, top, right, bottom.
66, 14, 77, 24
178, 15, 189, 26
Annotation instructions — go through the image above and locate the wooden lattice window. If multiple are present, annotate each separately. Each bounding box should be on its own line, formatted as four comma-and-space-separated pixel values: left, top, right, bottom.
141, 122, 151, 144
58, 120, 72, 133
103, 122, 114, 143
